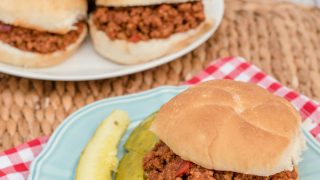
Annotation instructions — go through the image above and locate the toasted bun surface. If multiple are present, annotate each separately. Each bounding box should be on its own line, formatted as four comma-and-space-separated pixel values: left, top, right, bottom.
0, 0, 87, 34
0, 26, 87, 68
150, 80, 305, 176
89, 17, 212, 64
96, 0, 196, 7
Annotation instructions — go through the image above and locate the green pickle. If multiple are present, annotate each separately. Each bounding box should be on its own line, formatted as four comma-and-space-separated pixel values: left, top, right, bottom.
116, 113, 158, 180
125, 113, 158, 153
115, 152, 145, 180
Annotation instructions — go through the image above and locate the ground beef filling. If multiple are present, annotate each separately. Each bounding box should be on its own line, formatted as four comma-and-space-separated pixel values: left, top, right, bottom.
0, 22, 85, 54
143, 142, 298, 180
92, 1, 205, 43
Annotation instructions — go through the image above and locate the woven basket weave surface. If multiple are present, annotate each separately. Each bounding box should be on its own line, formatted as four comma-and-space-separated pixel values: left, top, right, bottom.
0, 0, 320, 150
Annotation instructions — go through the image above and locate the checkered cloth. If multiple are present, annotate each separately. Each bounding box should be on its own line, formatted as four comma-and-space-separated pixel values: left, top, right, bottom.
0, 137, 48, 180
1, 57, 320, 180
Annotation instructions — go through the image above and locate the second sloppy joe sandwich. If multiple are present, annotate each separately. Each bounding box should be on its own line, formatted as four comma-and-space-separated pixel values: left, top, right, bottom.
0, 0, 88, 68
89, 0, 214, 64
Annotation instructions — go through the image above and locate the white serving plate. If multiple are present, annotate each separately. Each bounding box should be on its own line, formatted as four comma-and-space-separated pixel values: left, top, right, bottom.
0, 0, 224, 81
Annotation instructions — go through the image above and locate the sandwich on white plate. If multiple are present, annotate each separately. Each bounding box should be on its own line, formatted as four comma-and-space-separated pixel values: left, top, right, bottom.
89, 0, 215, 64
0, 0, 88, 68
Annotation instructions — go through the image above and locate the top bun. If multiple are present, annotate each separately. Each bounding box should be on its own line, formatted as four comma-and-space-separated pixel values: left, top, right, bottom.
0, 0, 87, 34
96, 0, 196, 7
150, 80, 305, 176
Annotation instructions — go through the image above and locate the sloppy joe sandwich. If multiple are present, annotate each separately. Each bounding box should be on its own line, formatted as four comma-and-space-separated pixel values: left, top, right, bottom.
89, 0, 214, 64
0, 0, 88, 68
144, 80, 305, 179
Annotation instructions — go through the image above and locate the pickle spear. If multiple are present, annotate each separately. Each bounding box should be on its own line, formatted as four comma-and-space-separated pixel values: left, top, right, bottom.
115, 152, 145, 180
124, 113, 158, 153
116, 113, 158, 180
75, 110, 130, 180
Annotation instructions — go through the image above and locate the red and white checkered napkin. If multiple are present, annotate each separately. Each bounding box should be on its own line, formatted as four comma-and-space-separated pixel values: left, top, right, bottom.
0, 137, 48, 180
1, 57, 320, 180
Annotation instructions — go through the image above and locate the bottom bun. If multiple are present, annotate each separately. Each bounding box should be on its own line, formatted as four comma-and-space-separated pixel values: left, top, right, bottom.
0, 26, 87, 68
89, 16, 213, 65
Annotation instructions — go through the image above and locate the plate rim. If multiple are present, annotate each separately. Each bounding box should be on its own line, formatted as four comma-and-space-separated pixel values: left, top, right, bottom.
28, 85, 188, 180
0, 0, 224, 81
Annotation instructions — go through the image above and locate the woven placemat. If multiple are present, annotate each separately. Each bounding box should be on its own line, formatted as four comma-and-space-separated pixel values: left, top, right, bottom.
0, 0, 320, 151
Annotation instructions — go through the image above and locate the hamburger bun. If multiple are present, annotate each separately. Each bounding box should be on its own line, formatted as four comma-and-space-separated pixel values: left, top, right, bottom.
0, 26, 87, 68
150, 80, 305, 176
0, 0, 87, 34
96, 0, 197, 7
89, 17, 213, 65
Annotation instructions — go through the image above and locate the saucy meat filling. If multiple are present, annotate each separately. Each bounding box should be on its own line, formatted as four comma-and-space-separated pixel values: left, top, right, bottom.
143, 142, 298, 180
92, 1, 205, 43
0, 22, 85, 54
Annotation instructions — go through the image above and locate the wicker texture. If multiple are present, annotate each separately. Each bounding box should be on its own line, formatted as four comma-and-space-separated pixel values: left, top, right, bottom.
0, 0, 320, 150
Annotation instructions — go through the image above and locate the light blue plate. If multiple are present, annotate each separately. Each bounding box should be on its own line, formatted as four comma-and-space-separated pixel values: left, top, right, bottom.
29, 86, 320, 180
